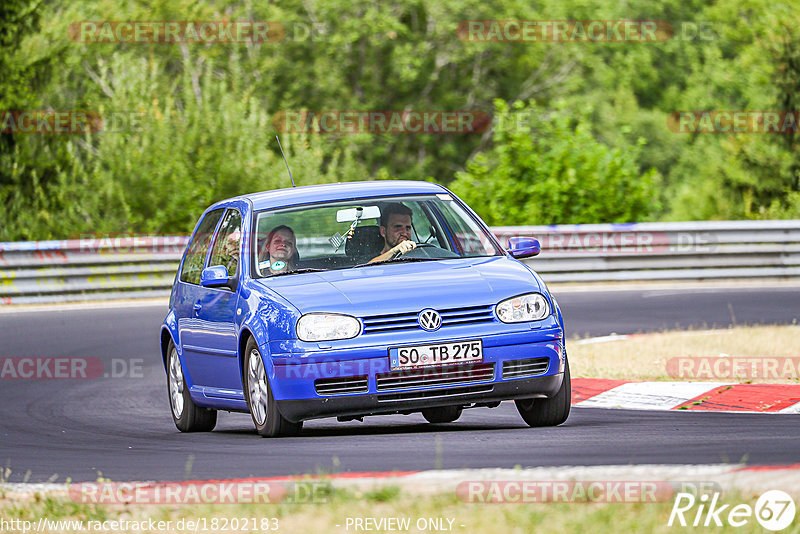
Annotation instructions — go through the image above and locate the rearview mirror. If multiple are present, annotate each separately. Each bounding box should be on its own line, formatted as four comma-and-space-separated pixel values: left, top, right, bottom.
336, 205, 381, 223
507, 237, 541, 259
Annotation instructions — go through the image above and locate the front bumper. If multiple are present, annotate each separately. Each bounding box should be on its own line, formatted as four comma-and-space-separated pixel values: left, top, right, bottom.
267, 326, 565, 422
277, 372, 564, 422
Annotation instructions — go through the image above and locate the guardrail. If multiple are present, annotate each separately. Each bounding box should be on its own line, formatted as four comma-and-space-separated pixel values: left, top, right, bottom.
498, 220, 800, 283
1, 220, 798, 304
0, 236, 188, 305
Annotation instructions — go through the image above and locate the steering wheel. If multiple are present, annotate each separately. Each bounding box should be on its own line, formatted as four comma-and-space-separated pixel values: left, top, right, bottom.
389, 242, 433, 259
400, 243, 440, 259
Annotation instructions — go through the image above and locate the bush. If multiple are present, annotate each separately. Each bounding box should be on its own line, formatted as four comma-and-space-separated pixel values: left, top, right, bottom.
449, 99, 661, 226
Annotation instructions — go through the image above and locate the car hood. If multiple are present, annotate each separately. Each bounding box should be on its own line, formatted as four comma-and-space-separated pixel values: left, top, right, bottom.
254, 256, 543, 316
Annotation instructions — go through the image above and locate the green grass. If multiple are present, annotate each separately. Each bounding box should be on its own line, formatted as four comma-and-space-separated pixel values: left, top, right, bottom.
2, 484, 798, 533
570, 324, 800, 382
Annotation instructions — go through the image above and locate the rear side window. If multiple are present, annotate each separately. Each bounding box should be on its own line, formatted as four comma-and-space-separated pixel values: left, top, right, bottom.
180, 208, 224, 285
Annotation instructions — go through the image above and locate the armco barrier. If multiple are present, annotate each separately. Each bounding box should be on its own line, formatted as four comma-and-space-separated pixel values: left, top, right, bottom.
0, 236, 188, 305
498, 220, 800, 283
0, 220, 798, 304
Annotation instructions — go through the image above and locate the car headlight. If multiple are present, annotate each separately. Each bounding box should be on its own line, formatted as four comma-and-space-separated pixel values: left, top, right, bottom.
495, 293, 550, 323
296, 313, 361, 342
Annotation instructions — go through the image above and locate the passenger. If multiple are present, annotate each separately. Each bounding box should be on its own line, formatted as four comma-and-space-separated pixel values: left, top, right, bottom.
369, 203, 417, 263
259, 225, 297, 274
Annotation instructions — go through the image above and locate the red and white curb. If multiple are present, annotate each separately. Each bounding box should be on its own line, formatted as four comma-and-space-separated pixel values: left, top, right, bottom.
572, 378, 800, 413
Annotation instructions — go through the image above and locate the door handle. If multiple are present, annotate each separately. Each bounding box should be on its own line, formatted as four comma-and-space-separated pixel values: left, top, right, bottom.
193, 303, 202, 313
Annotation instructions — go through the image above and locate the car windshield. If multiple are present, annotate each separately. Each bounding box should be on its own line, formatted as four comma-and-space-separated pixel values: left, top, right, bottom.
252, 193, 503, 277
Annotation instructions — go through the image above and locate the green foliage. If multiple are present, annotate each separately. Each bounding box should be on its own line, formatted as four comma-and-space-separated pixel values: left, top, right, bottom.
0, 35, 366, 239
1, 0, 800, 240
450, 100, 660, 225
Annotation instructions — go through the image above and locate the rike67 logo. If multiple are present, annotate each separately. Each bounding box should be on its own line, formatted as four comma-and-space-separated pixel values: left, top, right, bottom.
669, 490, 796, 531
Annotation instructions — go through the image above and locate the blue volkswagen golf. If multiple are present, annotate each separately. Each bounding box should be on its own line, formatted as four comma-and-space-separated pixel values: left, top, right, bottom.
161, 180, 570, 437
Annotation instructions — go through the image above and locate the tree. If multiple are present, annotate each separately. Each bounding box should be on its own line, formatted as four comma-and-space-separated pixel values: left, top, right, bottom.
450, 99, 660, 225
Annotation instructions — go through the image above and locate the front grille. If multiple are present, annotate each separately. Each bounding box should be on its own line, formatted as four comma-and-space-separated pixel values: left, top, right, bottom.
377, 384, 493, 402
376, 363, 495, 391
315, 376, 368, 396
502, 357, 550, 379
361, 305, 494, 334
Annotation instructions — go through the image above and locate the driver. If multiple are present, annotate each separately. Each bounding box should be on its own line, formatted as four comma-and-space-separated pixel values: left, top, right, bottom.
369, 203, 417, 263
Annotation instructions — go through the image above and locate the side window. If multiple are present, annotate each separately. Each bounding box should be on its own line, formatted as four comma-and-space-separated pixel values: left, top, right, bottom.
179, 209, 224, 285
208, 209, 243, 277
437, 201, 498, 255
409, 202, 447, 249
407, 203, 429, 243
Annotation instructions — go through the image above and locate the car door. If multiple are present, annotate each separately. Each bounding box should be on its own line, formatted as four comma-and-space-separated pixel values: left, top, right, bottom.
175, 207, 224, 390
185, 208, 244, 394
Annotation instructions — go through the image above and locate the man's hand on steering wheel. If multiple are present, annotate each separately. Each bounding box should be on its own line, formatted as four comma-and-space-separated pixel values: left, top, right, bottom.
389, 240, 417, 258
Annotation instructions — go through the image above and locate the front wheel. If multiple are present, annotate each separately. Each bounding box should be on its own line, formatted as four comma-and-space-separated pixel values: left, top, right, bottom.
167, 341, 217, 432
515, 356, 571, 427
244, 338, 303, 437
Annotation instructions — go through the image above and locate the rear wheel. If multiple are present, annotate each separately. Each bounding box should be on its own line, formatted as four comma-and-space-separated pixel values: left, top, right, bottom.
167, 341, 217, 432
515, 356, 571, 427
244, 338, 303, 437
422, 405, 463, 423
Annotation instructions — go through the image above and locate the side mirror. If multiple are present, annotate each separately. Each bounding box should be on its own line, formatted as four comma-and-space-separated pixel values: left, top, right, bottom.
507, 237, 541, 259
200, 265, 234, 290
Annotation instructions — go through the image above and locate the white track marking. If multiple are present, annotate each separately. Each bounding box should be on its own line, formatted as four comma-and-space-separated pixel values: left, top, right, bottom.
778, 401, 800, 414
577, 381, 733, 410
575, 334, 629, 345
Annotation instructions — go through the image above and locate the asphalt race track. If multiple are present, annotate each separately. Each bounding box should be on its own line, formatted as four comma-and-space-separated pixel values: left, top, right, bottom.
1, 286, 799, 482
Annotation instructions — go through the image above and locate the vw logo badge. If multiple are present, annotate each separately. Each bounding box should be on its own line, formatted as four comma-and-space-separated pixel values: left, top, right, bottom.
418, 309, 442, 331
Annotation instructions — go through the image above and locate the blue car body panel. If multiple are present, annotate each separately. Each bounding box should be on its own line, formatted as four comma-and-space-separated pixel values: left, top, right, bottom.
161, 181, 566, 421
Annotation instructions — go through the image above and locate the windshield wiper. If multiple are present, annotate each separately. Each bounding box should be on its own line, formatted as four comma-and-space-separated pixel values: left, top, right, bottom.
266, 268, 327, 277
353, 257, 439, 269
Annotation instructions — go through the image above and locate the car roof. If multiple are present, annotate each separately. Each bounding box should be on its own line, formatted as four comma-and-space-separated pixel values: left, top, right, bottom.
234, 180, 449, 211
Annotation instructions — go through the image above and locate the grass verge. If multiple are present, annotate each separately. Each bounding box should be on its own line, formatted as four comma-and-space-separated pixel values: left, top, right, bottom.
2, 485, 798, 533
569, 325, 800, 382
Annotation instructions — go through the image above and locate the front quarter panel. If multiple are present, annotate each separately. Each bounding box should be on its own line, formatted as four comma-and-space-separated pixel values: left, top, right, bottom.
239, 279, 301, 375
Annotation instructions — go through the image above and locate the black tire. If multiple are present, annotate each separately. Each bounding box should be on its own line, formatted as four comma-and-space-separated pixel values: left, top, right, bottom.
243, 337, 303, 437
167, 341, 217, 432
422, 405, 463, 423
515, 356, 571, 427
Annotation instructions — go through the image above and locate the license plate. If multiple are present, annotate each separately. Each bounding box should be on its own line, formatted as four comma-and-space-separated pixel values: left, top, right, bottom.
389, 340, 483, 370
